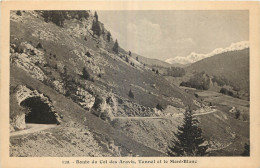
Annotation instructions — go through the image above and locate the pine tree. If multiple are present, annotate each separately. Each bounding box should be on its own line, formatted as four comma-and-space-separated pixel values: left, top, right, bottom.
167, 109, 208, 156
91, 20, 95, 31
43, 11, 50, 22
107, 31, 111, 42
94, 11, 98, 21
128, 89, 134, 99
82, 67, 90, 80
113, 39, 119, 54
91, 19, 102, 37
49, 11, 65, 27
129, 51, 132, 56
95, 22, 102, 36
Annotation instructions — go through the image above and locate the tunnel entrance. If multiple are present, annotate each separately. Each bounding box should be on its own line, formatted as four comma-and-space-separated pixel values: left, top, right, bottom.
20, 97, 58, 124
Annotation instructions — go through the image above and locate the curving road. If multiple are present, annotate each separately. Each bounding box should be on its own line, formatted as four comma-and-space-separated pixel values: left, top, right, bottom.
10, 109, 218, 137
10, 124, 58, 137
114, 109, 218, 120
193, 109, 217, 116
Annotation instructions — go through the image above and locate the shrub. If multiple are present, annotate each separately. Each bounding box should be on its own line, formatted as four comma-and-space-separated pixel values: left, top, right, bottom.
16, 10, 22, 16
220, 88, 234, 97
82, 67, 90, 80
241, 143, 250, 156
14, 45, 23, 53
194, 93, 199, 98
93, 95, 103, 110
180, 72, 210, 90
36, 42, 43, 49
235, 110, 241, 119
85, 51, 91, 57
30, 50, 36, 55
156, 104, 163, 111
128, 89, 134, 99
128, 51, 132, 56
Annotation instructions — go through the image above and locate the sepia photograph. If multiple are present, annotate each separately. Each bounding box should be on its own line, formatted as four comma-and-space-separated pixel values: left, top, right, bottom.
9, 9, 250, 157
1, 1, 260, 168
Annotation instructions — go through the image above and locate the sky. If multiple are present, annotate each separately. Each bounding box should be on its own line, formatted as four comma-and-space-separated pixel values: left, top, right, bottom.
98, 10, 249, 61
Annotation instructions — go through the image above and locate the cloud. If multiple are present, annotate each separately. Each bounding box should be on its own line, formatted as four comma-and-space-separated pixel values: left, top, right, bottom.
175, 38, 195, 46
113, 17, 196, 60
125, 18, 163, 54
127, 18, 162, 42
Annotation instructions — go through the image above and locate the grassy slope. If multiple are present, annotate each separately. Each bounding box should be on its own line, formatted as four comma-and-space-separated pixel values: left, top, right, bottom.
186, 49, 249, 92
198, 110, 249, 156
10, 11, 179, 156
10, 11, 196, 110
101, 53, 195, 109
10, 65, 165, 156
132, 53, 172, 67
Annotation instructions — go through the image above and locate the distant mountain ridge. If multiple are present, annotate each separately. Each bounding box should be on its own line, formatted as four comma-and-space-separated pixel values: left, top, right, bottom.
165, 41, 249, 65
133, 53, 187, 68
186, 48, 249, 93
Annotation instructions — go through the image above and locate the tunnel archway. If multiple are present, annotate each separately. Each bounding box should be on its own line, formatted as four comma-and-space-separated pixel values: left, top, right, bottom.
20, 97, 58, 124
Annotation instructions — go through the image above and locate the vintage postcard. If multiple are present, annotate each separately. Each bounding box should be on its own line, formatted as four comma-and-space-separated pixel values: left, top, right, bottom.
0, 1, 260, 168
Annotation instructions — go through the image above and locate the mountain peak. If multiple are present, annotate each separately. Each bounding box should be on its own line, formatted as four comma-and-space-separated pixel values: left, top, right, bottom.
165, 41, 249, 65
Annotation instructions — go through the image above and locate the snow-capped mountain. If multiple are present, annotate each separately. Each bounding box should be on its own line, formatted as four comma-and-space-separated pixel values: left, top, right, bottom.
165, 41, 249, 65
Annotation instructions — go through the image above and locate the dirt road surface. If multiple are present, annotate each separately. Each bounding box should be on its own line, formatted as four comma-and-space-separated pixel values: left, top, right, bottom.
10, 124, 58, 137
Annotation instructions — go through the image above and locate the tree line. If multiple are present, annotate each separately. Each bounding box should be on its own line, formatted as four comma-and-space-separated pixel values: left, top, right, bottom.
39, 10, 90, 27
166, 67, 185, 77
180, 72, 210, 90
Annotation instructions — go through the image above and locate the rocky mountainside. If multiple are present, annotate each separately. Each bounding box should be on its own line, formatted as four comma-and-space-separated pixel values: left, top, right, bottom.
9, 10, 200, 156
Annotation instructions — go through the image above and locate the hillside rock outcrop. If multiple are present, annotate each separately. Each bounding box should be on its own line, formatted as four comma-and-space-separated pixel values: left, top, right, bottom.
10, 42, 47, 81
75, 87, 95, 110
10, 114, 26, 131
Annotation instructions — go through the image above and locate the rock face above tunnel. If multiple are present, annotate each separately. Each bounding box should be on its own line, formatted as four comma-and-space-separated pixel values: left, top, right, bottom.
12, 85, 61, 127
